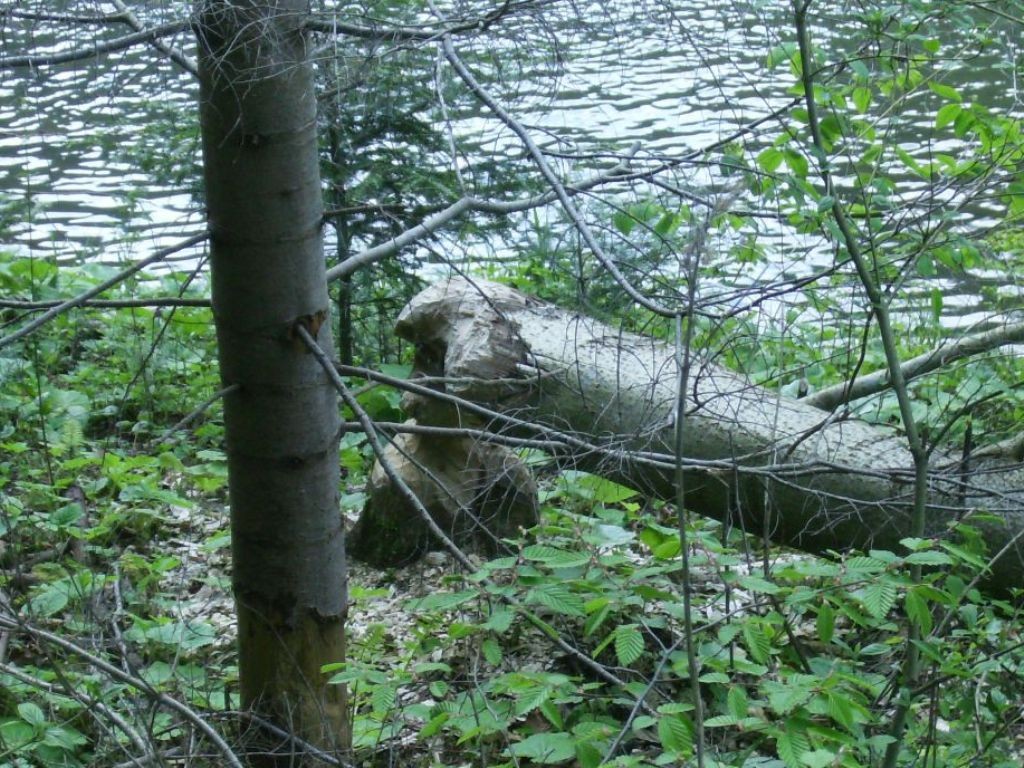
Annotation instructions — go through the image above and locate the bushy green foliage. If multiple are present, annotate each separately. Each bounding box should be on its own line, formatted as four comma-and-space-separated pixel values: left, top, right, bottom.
333, 467, 1023, 768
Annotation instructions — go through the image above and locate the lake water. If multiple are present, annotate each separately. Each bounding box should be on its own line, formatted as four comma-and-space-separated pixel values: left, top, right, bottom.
1, 1, 1021, 325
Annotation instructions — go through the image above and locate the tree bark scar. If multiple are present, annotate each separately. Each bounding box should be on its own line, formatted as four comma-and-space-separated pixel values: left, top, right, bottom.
291, 309, 328, 350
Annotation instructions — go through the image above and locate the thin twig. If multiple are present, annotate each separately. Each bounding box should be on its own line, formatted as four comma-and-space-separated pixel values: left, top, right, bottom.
0, 20, 191, 69
0, 614, 243, 768
110, 1, 199, 77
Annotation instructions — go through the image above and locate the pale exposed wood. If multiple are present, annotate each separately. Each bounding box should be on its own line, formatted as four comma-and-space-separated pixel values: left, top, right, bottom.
394, 278, 1024, 593
351, 424, 538, 566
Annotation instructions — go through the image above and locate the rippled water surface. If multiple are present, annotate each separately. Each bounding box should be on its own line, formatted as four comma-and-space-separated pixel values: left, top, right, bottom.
1, 1, 1021, 319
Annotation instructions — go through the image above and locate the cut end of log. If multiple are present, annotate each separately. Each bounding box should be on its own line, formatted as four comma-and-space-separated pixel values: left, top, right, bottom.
395, 278, 533, 399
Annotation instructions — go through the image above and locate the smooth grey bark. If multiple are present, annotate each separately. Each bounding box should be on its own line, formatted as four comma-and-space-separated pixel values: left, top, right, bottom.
196, 0, 346, 751
394, 278, 1024, 592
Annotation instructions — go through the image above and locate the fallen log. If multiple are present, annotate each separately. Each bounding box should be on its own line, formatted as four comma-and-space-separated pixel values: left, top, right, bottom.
375, 277, 1024, 593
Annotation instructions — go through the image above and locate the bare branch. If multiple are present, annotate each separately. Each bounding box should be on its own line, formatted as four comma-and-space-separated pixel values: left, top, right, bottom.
0, 20, 192, 70
0, 232, 207, 350
157, 384, 238, 445
0, 297, 209, 310
440, 36, 681, 317
325, 146, 638, 282
306, 0, 557, 42
805, 321, 1024, 410
110, 1, 198, 77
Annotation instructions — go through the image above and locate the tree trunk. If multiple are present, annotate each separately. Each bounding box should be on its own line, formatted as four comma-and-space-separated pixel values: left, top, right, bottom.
392, 278, 1024, 592
196, 1, 347, 753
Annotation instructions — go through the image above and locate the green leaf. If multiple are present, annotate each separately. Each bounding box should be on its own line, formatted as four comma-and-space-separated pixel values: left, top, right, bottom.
419, 712, 449, 739
575, 740, 602, 768
522, 545, 591, 569
612, 212, 635, 235
743, 621, 772, 663
895, 147, 927, 178
784, 149, 809, 178
777, 724, 810, 768
529, 584, 584, 617
482, 637, 502, 666
371, 684, 397, 714
27, 586, 69, 618
583, 600, 612, 637
738, 574, 782, 595
0, 719, 35, 749
852, 86, 871, 113
483, 608, 515, 633
703, 714, 740, 727
816, 602, 835, 644
614, 624, 644, 666
407, 590, 477, 612
801, 749, 838, 768
758, 147, 785, 173
764, 680, 813, 714
928, 82, 962, 103
727, 685, 748, 720
507, 732, 576, 764
845, 556, 886, 573
904, 550, 952, 566
905, 588, 933, 635
936, 103, 962, 130
17, 702, 46, 728
657, 713, 693, 755
766, 42, 799, 70
862, 580, 898, 619
826, 691, 855, 731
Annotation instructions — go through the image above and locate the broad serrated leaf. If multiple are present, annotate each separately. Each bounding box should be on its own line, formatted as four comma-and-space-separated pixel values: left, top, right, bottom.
727, 685, 749, 720
522, 545, 591, 569
657, 713, 693, 755
845, 556, 886, 574
483, 608, 515, 633
482, 637, 502, 666
904, 588, 933, 635
743, 621, 772, 663
615, 624, 644, 666
529, 584, 584, 617
419, 712, 448, 739
904, 551, 952, 566
826, 691, 855, 731
784, 149, 809, 178
507, 732, 576, 764
777, 724, 810, 768
801, 749, 838, 768
583, 601, 612, 637
371, 684, 397, 714
764, 680, 814, 714
738, 574, 782, 595
862, 580, 897, 619
407, 590, 477, 612
703, 714, 739, 727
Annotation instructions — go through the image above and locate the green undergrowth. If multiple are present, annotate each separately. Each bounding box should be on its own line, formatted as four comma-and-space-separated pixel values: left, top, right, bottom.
1, 256, 1023, 767
338, 469, 1024, 768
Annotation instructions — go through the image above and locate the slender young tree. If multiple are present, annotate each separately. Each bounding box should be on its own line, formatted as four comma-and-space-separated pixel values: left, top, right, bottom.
195, 0, 347, 749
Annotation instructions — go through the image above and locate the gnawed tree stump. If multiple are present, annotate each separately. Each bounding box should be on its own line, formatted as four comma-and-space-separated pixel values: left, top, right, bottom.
381, 277, 1024, 593
349, 421, 538, 566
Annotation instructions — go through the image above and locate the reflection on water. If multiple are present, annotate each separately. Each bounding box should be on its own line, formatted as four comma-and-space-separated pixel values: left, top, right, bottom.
1, 1, 1021, 322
